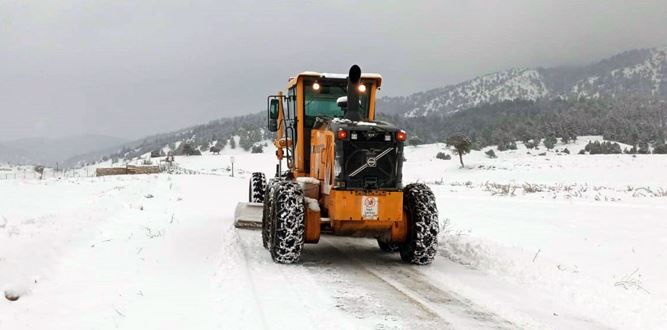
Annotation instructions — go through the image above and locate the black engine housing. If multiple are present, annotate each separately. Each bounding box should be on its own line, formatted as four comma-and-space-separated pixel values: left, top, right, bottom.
330, 119, 404, 190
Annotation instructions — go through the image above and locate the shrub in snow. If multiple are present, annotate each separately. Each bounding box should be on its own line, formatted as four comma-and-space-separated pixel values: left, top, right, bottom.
485, 149, 497, 158
251, 144, 264, 153
209, 146, 221, 154
653, 144, 667, 154
562, 148, 570, 154
578, 149, 586, 155
638, 142, 650, 154
544, 136, 557, 150
585, 141, 621, 154
609, 142, 622, 154
498, 141, 517, 151
435, 152, 451, 160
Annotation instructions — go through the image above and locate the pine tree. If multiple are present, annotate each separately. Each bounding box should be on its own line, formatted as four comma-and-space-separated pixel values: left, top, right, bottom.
544, 136, 557, 150
446, 134, 472, 167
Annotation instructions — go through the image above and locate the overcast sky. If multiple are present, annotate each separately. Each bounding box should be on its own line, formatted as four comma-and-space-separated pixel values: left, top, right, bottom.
1, 0, 666, 141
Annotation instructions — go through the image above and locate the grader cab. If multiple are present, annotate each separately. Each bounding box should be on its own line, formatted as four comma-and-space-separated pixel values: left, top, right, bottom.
234, 65, 439, 265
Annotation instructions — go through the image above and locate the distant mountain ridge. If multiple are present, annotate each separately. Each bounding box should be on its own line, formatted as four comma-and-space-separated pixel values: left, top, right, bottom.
378, 47, 667, 117
6, 46, 665, 167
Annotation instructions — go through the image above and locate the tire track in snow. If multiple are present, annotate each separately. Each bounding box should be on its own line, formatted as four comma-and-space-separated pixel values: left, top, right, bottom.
301, 241, 448, 329
235, 229, 271, 330
233, 229, 359, 329
308, 237, 515, 329
233, 229, 512, 328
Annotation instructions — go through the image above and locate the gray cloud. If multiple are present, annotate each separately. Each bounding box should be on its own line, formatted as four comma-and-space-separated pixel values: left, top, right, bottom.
1, 0, 666, 140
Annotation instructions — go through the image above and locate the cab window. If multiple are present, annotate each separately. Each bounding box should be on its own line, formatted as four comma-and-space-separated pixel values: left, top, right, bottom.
303, 79, 370, 128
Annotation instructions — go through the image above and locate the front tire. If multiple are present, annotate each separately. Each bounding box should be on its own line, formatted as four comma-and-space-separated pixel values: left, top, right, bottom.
269, 181, 305, 264
249, 172, 267, 203
399, 183, 439, 265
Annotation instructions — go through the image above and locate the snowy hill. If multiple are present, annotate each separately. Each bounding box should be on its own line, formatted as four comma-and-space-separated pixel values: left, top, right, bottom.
379, 47, 667, 117
62, 113, 266, 168
0, 144, 34, 165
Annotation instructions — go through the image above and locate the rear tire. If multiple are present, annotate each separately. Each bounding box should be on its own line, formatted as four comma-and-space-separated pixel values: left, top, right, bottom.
377, 239, 400, 253
269, 181, 305, 264
399, 183, 439, 265
249, 172, 267, 203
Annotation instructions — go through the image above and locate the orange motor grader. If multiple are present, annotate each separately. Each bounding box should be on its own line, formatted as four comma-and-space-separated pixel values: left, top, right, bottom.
234, 65, 439, 264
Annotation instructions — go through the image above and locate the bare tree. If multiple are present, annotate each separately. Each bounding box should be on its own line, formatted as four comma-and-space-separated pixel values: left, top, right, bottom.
33, 165, 45, 180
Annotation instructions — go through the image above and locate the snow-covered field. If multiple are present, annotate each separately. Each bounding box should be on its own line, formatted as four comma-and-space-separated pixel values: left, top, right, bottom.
2, 137, 667, 329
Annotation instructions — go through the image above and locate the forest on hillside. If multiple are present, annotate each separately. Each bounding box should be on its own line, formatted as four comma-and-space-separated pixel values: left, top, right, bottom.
380, 96, 667, 150
68, 95, 667, 166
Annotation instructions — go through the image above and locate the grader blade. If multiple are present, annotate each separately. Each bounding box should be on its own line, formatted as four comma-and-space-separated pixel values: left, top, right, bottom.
233, 202, 264, 229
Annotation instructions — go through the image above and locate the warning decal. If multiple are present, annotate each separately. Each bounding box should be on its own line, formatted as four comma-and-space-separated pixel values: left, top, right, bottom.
361, 196, 379, 220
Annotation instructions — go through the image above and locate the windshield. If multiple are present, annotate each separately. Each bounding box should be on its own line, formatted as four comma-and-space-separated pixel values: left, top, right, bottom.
303, 79, 371, 128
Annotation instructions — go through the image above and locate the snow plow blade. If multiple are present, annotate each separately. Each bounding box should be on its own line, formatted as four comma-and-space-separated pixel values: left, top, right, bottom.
233, 202, 263, 229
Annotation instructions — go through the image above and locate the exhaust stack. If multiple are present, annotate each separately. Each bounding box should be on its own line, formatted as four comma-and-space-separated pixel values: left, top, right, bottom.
345, 65, 363, 121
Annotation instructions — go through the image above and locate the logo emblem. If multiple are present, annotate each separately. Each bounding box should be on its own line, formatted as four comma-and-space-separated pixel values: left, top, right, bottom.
349, 147, 394, 177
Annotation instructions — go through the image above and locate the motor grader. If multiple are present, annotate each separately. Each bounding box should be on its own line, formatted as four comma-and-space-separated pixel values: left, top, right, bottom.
234, 65, 439, 264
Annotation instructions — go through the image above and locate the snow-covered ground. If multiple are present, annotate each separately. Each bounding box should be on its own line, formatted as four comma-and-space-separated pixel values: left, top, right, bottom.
2, 137, 667, 329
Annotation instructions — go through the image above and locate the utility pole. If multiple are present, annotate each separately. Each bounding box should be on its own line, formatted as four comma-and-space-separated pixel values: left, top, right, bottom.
230, 156, 235, 177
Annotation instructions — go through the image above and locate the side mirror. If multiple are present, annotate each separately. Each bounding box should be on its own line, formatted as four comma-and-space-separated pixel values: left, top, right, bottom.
268, 98, 279, 132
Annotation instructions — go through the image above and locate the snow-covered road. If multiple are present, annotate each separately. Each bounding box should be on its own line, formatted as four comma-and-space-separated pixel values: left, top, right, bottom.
232, 230, 516, 329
